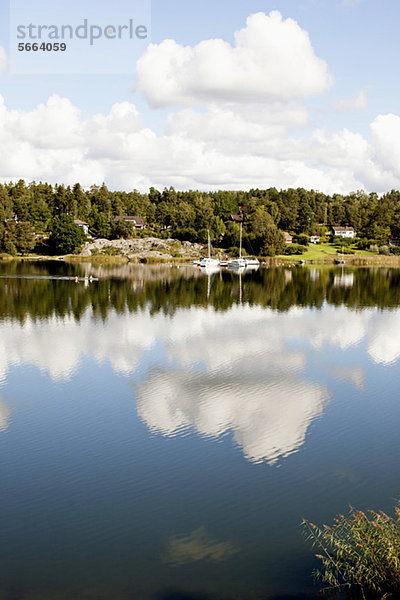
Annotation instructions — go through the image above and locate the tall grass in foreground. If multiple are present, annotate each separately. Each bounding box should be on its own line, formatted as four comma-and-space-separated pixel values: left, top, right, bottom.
302, 499, 400, 599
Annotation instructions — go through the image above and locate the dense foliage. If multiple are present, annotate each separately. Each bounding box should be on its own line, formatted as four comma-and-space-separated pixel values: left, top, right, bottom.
1, 180, 400, 254
47, 216, 86, 255
303, 500, 400, 599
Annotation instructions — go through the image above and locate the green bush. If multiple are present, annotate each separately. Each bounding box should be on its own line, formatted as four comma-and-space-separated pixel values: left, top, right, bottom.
302, 498, 400, 599
332, 236, 353, 247
293, 234, 309, 246
356, 238, 377, 250
282, 243, 307, 255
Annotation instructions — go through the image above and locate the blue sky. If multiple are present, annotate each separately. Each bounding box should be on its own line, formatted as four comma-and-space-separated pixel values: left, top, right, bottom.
0, 0, 399, 193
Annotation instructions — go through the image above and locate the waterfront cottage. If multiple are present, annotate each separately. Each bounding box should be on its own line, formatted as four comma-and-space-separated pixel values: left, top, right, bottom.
331, 226, 355, 238
310, 235, 320, 244
230, 214, 244, 223
283, 232, 293, 243
74, 219, 90, 235
113, 216, 145, 229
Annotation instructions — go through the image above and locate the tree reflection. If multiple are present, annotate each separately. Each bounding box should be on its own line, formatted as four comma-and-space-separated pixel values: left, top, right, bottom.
1, 263, 400, 323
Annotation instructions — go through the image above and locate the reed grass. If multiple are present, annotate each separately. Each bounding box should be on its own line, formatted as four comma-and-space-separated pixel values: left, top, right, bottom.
302, 499, 400, 599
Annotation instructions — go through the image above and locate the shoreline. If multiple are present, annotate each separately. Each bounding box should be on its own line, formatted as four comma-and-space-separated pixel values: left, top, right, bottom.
2, 253, 400, 267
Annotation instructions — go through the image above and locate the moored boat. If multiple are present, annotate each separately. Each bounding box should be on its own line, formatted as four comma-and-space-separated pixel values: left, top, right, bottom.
228, 221, 246, 269
228, 258, 246, 269
244, 257, 260, 267
199, 257, 220, 268
199, 231, 220, 269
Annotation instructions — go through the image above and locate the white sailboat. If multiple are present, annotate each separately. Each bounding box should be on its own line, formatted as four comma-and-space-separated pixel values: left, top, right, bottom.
228, 221, 246, 269
244, 256, 260, 267
199, 231, 220, 269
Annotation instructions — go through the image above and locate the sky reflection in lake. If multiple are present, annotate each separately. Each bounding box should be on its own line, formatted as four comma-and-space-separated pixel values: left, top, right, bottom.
0, 264, 400, 599
0, 298, 399, 463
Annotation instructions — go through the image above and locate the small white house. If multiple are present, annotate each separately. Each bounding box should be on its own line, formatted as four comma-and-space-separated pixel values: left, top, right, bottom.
282, 231, 293, 243
310, 235, 320, 244
5, 213, 18, 224
74, 220, 89, 235
332, 226, 355, 239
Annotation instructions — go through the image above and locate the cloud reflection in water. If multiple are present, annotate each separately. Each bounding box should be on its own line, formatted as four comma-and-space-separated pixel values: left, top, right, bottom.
163, 527, 238, 566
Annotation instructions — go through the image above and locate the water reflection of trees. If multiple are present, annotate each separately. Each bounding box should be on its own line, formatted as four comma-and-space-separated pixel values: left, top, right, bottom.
1, 262, 400, 322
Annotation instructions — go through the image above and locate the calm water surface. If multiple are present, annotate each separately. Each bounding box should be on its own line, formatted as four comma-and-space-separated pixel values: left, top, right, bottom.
0, 262, 399, 599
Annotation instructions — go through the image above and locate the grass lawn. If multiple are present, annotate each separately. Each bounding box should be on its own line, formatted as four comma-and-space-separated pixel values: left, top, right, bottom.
277, 242, 372, 262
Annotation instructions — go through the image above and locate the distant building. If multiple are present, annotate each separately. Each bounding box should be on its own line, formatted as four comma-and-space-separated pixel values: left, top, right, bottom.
74, 219, 89, 235
310, 235, 320, 244
331, 226, 355, 239
230, 214, 244, 223
283, 232, 293, 243
4, 213, 18, 225
113, 216, 145, 229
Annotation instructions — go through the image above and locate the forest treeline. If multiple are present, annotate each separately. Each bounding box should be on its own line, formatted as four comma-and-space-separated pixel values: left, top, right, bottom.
0, 180, 399, 255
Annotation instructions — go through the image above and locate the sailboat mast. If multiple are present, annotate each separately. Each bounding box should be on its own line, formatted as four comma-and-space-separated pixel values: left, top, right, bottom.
239, 222, 242, 259
208, 231, 211, 259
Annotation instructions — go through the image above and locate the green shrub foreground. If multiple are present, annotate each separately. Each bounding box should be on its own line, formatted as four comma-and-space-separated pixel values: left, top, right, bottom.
302, 499, 400, 599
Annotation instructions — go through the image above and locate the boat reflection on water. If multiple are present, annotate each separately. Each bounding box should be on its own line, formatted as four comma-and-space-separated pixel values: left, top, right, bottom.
199, 263, 221, 275
226, 262, 259, 302
227, 263, 259, 274
227, 264, 246, 275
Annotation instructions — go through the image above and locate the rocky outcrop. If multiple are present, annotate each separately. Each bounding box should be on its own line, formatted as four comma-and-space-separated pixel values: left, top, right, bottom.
80, 237, 205, 260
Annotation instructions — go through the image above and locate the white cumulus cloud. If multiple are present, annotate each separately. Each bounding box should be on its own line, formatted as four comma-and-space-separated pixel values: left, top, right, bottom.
370, 113, 400, 180
1, 92, 400, 194
335, 88, 368, 111
1, 13, 400, 193
137, 11, 333, 107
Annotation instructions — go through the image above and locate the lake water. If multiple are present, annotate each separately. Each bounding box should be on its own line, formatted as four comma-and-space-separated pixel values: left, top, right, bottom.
0, 261, 400, 600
